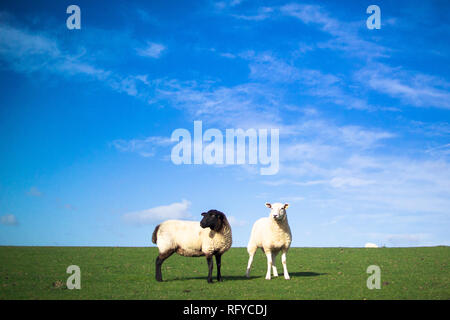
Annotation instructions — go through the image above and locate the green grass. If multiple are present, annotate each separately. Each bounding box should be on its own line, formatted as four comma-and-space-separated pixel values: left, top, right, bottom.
0, 246, 449, 299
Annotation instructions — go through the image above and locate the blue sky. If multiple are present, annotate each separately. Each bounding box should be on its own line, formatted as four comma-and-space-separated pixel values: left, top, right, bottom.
0, 0, 449, 247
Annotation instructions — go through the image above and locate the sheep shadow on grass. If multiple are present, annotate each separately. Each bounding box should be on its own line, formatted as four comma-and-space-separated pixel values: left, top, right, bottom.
242, 271, 327, 279
162, 272, 325, 282
163, 275, 259, 282
288, 271, 327, 277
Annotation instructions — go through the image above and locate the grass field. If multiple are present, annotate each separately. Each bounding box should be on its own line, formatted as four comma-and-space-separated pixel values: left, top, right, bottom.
0, 246, 449, 299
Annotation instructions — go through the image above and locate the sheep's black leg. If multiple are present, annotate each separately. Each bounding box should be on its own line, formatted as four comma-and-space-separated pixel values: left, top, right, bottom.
215, 253, 222, 282
155, 250, 174, 282
206, 256, 214, 283
155, 256, 164, 282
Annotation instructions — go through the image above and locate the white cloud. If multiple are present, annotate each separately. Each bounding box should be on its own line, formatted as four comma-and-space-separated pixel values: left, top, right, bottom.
409, 120, 450, 137
366, 232, 431, 247
0, 214, 19, 226
279, 196, 305, 203
156, 79, 284, 128
215, 0, 246, 10
244, 51, 301, 83
0, 21, 142, 99
136, 42, 166, 58
219, 52, 236, 59
426, 144, 450, 157
123, 199, 191, 225
228, 3, 388, 60
0, 20, 167, 104
329, 177, 375, 188
232, 7, 274, 21
282, 142, 338, 162
230, 0, 244, 6
338, 126, 395, 148
227, 215, 247, 227
111, 136, 173, 158
280, 3, 336, 27
241, 52, 375, 110
0, 22, 112, 80
281, 120, 395, 157
0, 24, 60, 72
293, 69, 376, 111
356, 64, 450, 109
275, 4, 450, 111
280, 3, 388, 59
27, 187, 43, 197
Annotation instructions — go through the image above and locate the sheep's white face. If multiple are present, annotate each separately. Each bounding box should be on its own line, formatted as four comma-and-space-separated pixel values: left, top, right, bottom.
266, 202, 289, 221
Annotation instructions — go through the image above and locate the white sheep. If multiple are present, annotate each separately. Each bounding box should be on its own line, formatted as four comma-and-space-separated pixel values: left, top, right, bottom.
246, 202, 292, 280
152, 209, 232, 283
365, 242, 379, 248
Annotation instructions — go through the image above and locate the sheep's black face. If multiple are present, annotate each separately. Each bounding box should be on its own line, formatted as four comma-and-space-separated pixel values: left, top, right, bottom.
200, 210, 225, 231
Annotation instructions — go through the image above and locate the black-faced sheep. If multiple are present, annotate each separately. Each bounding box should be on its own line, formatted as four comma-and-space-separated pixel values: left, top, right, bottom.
246, 202, 292, 280
152, 210, 232, 283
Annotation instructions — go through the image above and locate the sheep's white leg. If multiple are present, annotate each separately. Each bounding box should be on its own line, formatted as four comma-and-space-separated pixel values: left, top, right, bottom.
271, 252, 278, 277
265, 252, 272, 280
281, 251, 290, 280
246, 253, 255, 278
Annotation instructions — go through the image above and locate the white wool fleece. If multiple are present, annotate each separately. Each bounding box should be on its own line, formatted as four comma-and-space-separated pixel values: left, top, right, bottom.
155, 219, 232, 257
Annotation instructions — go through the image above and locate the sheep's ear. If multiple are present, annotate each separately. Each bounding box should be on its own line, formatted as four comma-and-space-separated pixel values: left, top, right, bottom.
201, 212, 207, 216
265, 203, 272, 208
284, 203, 289, 209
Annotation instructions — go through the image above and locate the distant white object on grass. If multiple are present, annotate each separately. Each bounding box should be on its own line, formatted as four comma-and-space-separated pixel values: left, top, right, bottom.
365, 242, 378, 248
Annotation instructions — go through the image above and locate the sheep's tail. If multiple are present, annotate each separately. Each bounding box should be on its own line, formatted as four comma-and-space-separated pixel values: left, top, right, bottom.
152, 224, 160, 244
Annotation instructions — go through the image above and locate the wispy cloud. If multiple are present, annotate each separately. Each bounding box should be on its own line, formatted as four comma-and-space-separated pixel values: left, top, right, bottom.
426, 143, 450, 157
277, 4, 450, 110
282, 120, 395, 151
279, 3, 388, 59
356, 64, 450, 109
0, 20, 154, 100
231, 3, 450, 113
329, 176, 375, 188
111, 136, 173, 158
136, 42, 166, 58
155, 79, 284, 128
215, 0, 246, 11
0, 24, 61, 72
408, 120, 450, 137
243, 51, 302, 83
227, 3, 388, 58
54, 198, 77, 211
232, 7, 274, 21
297, 70, 374, 110
338, 126, 395, 148
219, 52, 236, 59
227, 215, 247, 227
27, 187, 43, 197
0, 21, 288, 129
279, 196, 305, 203
0, 22, 111, 79
242, 52, 375, 110
122, 199, 191, 225
366, 232, 431, 246
284, 155, 450, 214
0, 214, 19, 226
